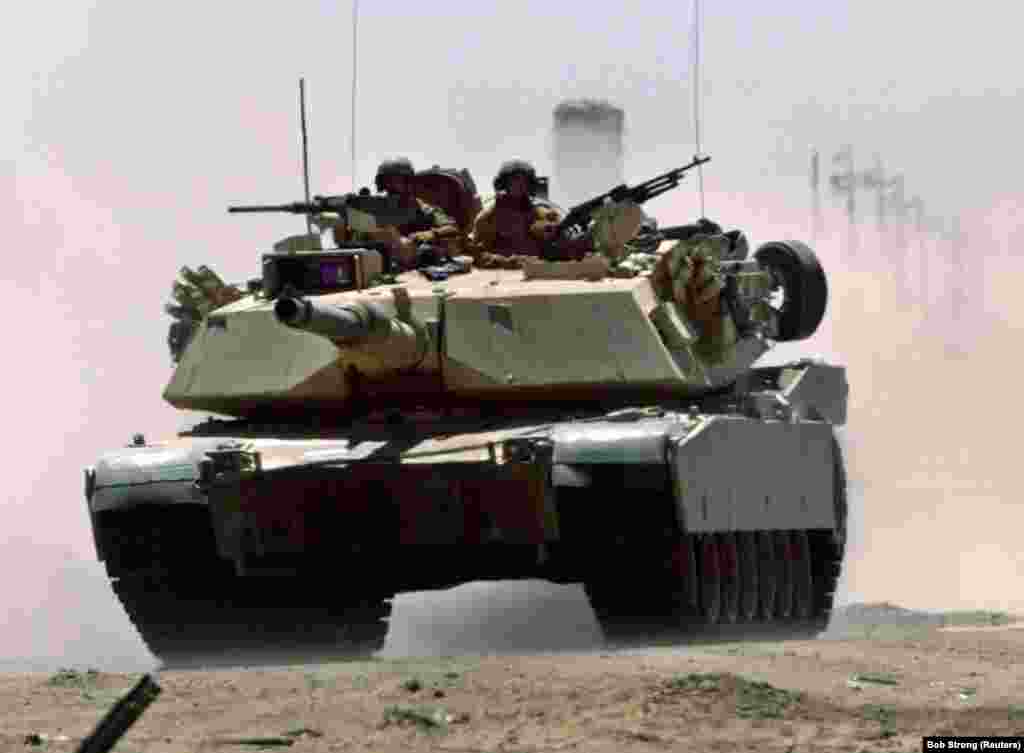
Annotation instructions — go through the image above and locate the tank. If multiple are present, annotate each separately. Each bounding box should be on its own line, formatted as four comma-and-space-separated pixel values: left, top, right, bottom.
84, 162, 849, 664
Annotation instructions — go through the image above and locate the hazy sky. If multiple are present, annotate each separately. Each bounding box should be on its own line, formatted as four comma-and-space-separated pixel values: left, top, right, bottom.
3, 0, 1023, 666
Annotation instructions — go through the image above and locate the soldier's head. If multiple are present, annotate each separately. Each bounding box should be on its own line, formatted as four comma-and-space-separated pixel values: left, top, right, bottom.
494, 160, 539, 199
375, 157, 416, 195
638, 216, 659, 235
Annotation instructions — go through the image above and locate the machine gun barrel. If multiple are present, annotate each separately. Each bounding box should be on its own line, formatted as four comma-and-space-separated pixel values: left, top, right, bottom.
557, 155, 711, 236
229, 203, 317, 214
228, 196, 353, 215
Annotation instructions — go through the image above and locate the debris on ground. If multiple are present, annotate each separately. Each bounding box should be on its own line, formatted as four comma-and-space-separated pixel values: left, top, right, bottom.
380, 705, 470, 732
862, 703, 899, 739
24, 733, 71, 745
209, 736, 295, 747
47, 669, 101, 688
658, 672, 802, 719
664, 672, 722, 693
734, 678, 804, 719
847, 672, 902, 690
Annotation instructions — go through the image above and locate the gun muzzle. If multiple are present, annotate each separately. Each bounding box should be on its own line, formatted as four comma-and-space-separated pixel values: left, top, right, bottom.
274, 297, 388, 341
274, 296, 431, 372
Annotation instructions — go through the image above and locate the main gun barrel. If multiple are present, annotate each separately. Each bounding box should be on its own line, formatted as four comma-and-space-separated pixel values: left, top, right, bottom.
274, 296, 430, 373
274, 297, 382, 342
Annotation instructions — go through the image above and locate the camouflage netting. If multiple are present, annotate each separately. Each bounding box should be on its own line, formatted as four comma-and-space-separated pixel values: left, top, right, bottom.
165, 265, 246, 363
588, 199, 646, 262
650, 233, 742, 365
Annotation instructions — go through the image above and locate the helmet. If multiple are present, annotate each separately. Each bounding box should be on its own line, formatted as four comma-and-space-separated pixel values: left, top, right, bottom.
375, 157, 415, 192
696, 217, 723, 235
493, 159, 539, 193
638, 216, 659, 234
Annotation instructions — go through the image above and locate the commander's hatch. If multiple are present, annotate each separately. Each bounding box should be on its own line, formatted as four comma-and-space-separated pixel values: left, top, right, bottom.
411, 167, 484, 232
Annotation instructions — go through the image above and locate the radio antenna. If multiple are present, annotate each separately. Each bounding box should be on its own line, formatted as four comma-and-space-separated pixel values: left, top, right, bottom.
692, 0, 706, 217
350, 0, 359, 190
299, 78, 313, 236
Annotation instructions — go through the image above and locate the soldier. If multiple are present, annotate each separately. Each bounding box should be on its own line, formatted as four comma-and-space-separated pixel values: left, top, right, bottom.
330, 157, 460, 268
469, 160, 577, 268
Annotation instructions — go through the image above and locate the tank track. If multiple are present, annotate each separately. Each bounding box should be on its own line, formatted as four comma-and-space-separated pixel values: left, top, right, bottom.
583, 436, 847, 645
111, 574, 391, 668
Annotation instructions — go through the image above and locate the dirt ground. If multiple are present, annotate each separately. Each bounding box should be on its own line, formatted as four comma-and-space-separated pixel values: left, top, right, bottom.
4, 610, 1024, 753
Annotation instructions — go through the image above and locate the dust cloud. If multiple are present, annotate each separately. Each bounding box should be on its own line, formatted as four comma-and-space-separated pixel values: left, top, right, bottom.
650, 182, 1024, 617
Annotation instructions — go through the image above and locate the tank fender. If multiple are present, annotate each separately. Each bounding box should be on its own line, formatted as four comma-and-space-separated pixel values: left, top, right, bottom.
671, 417, 837, 533
89, 440, 225, 512
549, 417, 698, 487
83, 467, 103, 560
551, 464, 592, 487
778, 361, 848, 426
550, 418, 690, 467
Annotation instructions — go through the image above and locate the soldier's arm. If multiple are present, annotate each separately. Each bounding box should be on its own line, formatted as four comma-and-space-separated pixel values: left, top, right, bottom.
466, 207, 504, 265
528, 206, 561, 242
403, 203, 454, 244
331, 222, 351, 246
410, 209, 460, 244
470, 207, 498, 250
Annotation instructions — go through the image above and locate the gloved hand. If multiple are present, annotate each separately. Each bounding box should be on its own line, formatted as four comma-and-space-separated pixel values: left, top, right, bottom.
310, 212, 342, 232
476, 252, 530, 269
409, 230, 435, 244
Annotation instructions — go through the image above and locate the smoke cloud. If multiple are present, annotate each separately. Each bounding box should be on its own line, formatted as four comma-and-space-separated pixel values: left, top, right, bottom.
551, 99, 626, 207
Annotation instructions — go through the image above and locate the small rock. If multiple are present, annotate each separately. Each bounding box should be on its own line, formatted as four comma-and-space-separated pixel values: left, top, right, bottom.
401, 678, 422, 693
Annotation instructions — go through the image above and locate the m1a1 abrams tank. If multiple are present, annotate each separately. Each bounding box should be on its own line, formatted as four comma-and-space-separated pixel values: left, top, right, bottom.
83, 158, 848, 664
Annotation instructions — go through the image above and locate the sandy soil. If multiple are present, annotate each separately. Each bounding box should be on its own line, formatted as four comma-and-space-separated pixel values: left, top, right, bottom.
5, 615, 1024, 753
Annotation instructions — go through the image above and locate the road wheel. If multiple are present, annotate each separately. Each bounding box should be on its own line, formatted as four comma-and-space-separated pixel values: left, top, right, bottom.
668, 534, 699, 615
773, 531, 795, 619
719, 533, 740, 624
754, 240, 828, 341
757, 531, 778, 620
791, 530, 814, 620
737, 531, 760, 622
699, 535, 722, 624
